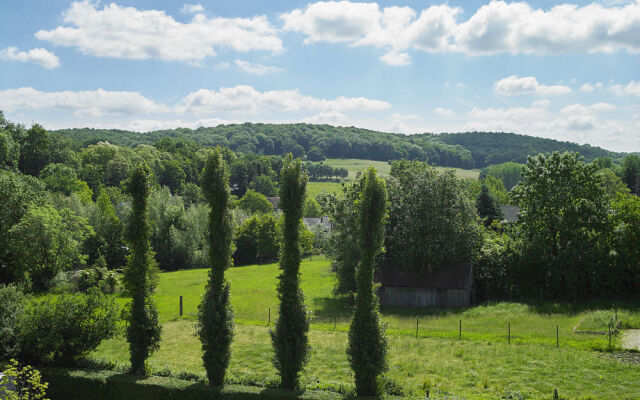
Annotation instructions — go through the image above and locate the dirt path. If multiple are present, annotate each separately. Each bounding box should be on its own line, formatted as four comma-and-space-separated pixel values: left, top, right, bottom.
621, 329, 640, 350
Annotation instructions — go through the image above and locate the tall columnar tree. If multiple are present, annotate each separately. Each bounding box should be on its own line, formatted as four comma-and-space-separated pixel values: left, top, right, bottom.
347, 167, 388, 397
271, 154, 310, 390
196, 148, 234, 387
123, 163, 161, 375
476, 184, 503, 227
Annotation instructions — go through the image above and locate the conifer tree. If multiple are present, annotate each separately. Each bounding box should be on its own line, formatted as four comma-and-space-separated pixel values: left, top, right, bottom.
123, 163, 161, 375
271, 154, 310, 390
347, 167, 388, 397
196, 148, 234, 386
476, 184, 503, 226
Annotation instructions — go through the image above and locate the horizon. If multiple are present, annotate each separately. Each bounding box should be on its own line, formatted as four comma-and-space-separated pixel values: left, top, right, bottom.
1, 0, 639, 152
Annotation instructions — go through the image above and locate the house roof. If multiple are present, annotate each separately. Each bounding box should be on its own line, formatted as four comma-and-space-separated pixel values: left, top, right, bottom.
375, 263, 472, 289
500, 205, 520, 223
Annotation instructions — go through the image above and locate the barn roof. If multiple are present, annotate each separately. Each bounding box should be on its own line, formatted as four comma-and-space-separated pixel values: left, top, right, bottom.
375, 263, 472, 289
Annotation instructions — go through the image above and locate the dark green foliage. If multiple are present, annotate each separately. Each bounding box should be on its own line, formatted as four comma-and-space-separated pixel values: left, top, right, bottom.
306, 146, 325, 162
0, 284, 25, 361
248, 175, 277, 197
303, 162, 348, 181
302, 197, 322, 218
159, 159, 186, 194
196, 148, 234, 387
479, 162, 524, 190
18, 288, 119, 365
476, 184, 503, 226
385, 160, 482, 271
271, 154, 310, 390
326, 180, 362, 296
19, 124, 50, 176
123, 163, 162, 375
237, 190, 273, 214
234, 215, 280, 265
347, 167, 388, 397
512, 152, 611, 299
0, 128, 19, 170
621, 154, 640, 194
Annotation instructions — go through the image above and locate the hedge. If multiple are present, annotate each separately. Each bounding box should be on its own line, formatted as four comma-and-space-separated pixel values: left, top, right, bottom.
41, 368, 343, 400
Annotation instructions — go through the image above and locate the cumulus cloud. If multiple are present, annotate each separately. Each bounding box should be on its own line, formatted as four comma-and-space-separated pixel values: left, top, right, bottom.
234, 59, 283, 75
0, 87, 168, 117
281, 0, 640, 63
0, 47, 60, 69
611, 81, 640, 97
176, 85, 390, 115
494, 75, 572, 96
579, 83, 595, 92
35, 1, 282, 63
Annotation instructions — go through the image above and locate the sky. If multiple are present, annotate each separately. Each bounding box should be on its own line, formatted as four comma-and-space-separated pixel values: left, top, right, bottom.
0, 0, 639, 152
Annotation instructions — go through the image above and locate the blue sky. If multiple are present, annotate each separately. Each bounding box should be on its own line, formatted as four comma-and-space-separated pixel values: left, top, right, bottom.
1, 0, 639, 151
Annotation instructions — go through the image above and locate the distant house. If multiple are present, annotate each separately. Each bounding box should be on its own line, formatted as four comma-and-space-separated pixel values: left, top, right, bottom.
302, 216, 331, 230
500, 205, 520, 223
375, 263, 473, 308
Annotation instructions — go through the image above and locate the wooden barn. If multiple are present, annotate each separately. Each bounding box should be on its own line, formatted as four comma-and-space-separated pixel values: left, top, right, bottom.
375, 263, 473, 308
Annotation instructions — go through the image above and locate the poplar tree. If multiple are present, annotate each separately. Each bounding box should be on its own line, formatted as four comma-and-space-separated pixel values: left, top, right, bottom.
196, 148, 234, 386
347, 167, 388, 397
271, 154, 310, 390
123, 163, 161, 375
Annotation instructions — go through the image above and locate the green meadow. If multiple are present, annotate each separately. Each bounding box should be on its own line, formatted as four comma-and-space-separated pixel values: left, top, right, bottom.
97, 258, 640, 399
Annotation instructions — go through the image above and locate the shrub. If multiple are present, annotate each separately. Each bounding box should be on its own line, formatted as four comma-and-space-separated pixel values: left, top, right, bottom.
0, 285, 25, 361
77, 257, 119, 294
18, 289, 119, 365
0, 359, 49, 400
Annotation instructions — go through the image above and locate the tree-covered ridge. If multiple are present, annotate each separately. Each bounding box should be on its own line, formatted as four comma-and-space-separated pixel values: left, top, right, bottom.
53, 123, 626, 169
436, 131, 620, 167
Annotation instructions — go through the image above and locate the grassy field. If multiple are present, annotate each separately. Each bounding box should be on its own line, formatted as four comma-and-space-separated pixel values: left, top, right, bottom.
307, 159, 481, 196
97, 258, 640, 399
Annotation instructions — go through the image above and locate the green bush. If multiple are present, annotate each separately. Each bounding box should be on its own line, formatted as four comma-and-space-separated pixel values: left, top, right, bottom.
1, 359, 49, 400
18, 289, 120, 365
76, 258, 119, 294
0, 285, 25, 361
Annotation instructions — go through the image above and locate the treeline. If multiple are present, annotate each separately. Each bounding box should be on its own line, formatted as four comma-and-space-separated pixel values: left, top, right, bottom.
327, 155, 640, 301
52, 123, 628, 169
0, 113, 326, 291
304, 162, 348, 181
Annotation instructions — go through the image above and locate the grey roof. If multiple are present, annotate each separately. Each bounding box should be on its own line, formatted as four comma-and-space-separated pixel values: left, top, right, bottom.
500, 205, 520, 223
375, 263, 473, 289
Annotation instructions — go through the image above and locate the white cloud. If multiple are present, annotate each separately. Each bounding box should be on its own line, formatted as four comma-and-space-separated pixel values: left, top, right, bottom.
434, 107, 455, 117
181, 4, 204, 14
379, 51, 411, 66
0, 47, 60, 69
560, 102, 616, 114
0, 87, 168, 117
494, 75, 572, 96
36, 1, 282, 63
302, 111, 348, 124
579, 83, 595, 92
282, 1, 640, 63
610, 81, 640, 97
214, 62, 230, 70
234, 59, 283, 75
176, 85, 390, 115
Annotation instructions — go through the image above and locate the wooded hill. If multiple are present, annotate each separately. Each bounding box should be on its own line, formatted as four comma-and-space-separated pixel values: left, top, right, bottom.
54, 123, 624, 169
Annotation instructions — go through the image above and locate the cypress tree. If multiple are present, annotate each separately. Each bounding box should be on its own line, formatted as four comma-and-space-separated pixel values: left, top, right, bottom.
347, 167, 388, 397
476, 184, 503, 226
196, 148, 234, 386
271, 154, 310, 390
123, 163, 161, 375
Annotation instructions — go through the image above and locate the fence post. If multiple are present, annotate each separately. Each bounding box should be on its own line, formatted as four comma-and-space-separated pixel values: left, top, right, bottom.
459, 320, 462, 340
334, 315, 336, 330
554, 388, 558, 399
556, 325, 559, 348
416, 317, 419, 338
508, 322, 510, 345
608, 320, 612, 350
268, 307, 271, 326
179, 296, 183, 317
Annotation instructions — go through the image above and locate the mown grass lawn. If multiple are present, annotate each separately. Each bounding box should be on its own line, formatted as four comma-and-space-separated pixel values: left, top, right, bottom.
99, 258, 640, 399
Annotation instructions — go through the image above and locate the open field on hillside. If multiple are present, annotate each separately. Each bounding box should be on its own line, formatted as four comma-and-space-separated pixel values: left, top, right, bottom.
307, 159, 481, 196
96, 259, 640, 399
